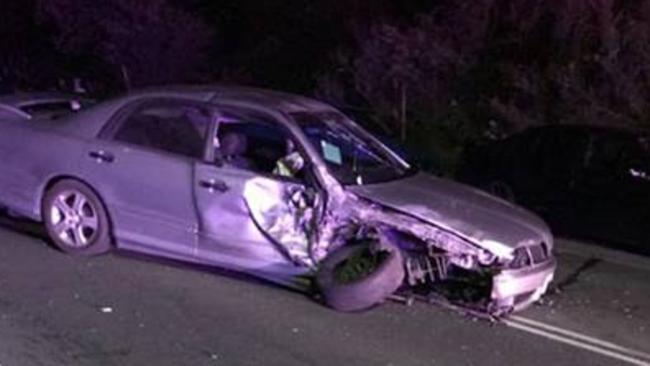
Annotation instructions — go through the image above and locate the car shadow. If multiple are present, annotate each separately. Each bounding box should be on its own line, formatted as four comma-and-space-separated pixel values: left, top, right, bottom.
113, 251, 317, 308
0, 211, 49, 241
0, 210, 313, 300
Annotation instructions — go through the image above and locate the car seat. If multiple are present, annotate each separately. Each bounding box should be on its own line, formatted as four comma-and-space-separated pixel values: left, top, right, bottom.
220, 132, 254, 170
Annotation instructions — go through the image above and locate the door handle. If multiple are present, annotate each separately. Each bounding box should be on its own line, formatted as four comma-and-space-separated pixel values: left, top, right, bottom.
199, 179, 229, 193
88, 150, 115, 163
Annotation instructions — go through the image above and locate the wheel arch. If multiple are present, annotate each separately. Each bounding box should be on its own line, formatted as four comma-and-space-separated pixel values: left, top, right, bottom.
38, 175, 115, 237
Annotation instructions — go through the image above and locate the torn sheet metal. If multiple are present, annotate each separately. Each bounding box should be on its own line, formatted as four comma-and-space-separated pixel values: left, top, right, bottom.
345, 195, 483, 258
245, 175, 555, 315
244, 177, 323, 267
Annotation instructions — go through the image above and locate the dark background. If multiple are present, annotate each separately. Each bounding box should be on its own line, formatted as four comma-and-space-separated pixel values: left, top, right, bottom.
2, 0, 649, 172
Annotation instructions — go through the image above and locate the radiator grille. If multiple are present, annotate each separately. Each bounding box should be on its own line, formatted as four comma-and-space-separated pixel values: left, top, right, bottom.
509, 243, 548, 269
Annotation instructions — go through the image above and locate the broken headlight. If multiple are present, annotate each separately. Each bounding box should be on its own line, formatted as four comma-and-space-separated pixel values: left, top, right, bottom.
449, 250, 497, 269
477, 249, 497, 266
425, 231, 485, 270
449, 254, 477, 270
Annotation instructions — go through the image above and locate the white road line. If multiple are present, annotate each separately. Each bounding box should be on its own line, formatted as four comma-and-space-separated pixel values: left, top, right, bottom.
511, 315, 650, 361
504, 317, 650, 366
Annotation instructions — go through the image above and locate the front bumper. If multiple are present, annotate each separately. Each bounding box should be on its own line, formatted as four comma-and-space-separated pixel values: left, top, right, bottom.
491, 258, 556, 312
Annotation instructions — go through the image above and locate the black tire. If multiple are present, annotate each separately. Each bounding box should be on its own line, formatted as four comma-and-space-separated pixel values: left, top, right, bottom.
316, 241, 405, 312
42, 180, 112, 256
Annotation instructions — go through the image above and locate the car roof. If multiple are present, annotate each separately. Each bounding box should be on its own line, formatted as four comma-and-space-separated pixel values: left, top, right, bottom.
134, 84, 337, 113
55, 84, 340, 138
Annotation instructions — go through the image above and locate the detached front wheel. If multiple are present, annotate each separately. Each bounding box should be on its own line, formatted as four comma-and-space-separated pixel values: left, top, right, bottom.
316, 240, 405, 312
43, 180, 112, 256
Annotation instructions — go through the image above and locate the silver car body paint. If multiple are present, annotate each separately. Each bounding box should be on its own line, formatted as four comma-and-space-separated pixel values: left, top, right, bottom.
347, 173, 554, 252
0, 85, 556, 312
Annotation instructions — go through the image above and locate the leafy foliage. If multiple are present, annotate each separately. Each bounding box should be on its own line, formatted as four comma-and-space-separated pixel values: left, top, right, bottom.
318, 0, 650, 172
2, 0, 650, 172
0, 0, 57, 91
37, 0, 213, 88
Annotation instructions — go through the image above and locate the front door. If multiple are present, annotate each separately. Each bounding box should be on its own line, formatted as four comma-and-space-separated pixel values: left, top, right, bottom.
193, 106, 322, 279
572, 131, 643, 246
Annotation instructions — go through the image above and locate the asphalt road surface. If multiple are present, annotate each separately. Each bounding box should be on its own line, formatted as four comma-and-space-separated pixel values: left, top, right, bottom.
1, 215, 649, 366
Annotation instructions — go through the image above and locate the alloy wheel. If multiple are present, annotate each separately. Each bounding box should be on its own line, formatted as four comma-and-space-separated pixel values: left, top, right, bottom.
49, 190, 99, 248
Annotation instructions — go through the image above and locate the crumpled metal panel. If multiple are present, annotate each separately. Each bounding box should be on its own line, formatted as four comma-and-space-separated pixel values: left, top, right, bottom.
347, 173, 553, 252
244, 177, 322, 267
344, 194, 483, 257
245, 175, 489, 270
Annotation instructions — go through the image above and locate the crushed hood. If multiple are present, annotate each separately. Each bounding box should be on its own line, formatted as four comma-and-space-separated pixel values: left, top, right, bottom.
346, 173, 552, 251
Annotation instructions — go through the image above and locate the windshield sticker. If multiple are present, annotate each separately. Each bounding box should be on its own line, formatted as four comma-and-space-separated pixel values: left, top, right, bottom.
321, 140, 343, 165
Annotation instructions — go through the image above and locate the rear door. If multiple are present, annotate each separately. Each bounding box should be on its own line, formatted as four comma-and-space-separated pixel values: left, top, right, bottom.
0, 122, 24, 207
533, 129, 590, 232
571, 131, 636, 242
507, 128, 546, 202
193, 106, 322, 277
620, 135, 650, 248
79, 98, 212, 258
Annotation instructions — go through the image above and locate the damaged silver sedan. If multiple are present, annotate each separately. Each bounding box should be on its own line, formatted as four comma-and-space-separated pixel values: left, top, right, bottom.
0, 85, 555, 315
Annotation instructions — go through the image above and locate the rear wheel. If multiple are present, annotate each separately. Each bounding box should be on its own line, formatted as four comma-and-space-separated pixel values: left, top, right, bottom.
42, 180, 112, 256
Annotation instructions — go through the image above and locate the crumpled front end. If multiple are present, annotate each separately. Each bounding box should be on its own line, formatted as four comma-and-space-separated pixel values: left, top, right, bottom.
328, 195, 557, 316
244, 177, 555, 316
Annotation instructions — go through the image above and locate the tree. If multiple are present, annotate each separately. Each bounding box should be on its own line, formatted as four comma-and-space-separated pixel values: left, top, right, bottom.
341, 0, 585, 137
38, 0, 214, 90
319, 0, 650, 175
316, 2, 495, 172
0, 0, 59, 92
550, 0, 650, 127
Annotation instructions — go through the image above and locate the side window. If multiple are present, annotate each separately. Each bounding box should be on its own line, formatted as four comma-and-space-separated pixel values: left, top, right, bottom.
214, 109, 306, 181
506, 129, 545, 185
585, 133, 639, 173
113, 102, 211, 159
539, 130, 588, 184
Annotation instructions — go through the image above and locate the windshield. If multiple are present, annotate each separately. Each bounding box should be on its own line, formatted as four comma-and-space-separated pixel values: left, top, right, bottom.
292, 112, 413, 185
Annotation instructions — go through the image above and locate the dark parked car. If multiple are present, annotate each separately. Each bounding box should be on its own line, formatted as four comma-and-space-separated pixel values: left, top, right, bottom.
0, 85, 555, 314
0, 92, 93, 121
457, 124, 650, 254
